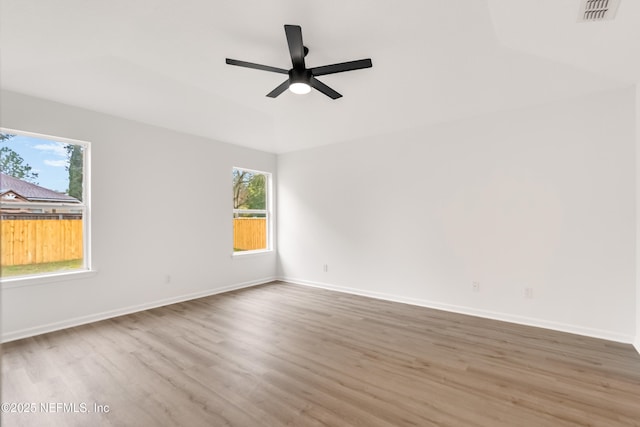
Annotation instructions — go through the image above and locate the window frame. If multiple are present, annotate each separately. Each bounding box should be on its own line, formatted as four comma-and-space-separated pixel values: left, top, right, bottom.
0, 128, 92, 286
232, 166, 272, 256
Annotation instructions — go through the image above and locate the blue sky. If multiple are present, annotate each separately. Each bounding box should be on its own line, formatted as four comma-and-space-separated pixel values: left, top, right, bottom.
1, 133, 70, 193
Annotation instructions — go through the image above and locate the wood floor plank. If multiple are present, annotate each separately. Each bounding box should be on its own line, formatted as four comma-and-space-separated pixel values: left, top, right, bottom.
2, 281, 640, 426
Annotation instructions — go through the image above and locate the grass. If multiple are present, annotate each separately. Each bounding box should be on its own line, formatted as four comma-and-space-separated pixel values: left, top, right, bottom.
0, 259, 84, 278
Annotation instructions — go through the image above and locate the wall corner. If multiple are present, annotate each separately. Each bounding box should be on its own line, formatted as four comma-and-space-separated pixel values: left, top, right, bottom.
635, 83, 640, 356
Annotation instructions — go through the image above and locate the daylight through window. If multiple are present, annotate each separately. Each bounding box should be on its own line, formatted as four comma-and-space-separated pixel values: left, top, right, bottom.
233, 167, 271, 253
0, 129, 90, 280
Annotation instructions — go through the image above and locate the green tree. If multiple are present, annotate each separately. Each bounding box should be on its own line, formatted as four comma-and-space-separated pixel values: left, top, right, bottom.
0, 133, 39, 184
65, 144, 83, 201
245, 174, 266, 209
233, 170, 266, 210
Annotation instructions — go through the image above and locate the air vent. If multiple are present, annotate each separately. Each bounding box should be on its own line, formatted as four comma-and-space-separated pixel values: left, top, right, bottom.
578, 0, 621, 22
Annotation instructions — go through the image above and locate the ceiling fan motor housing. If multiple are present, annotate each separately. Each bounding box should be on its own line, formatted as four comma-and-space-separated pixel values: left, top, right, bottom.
290, 68, 312, 85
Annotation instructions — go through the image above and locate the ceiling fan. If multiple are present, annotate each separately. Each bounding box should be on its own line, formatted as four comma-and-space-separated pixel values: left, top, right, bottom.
226, 25, 372, 100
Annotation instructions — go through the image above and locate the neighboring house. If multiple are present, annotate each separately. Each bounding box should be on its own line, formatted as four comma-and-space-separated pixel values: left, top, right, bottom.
0, 173, 80, 218
0, 173, 79, 204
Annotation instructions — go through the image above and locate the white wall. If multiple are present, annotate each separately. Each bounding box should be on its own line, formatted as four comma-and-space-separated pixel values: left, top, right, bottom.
0, 91, 277, 341
278, 87, 636, 343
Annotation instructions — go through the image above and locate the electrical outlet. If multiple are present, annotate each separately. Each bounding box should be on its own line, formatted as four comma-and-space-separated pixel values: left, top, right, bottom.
323, 264, 328, 272
165, 275, 171, 284
472, 281, 480, 292
524, 287, 533, 299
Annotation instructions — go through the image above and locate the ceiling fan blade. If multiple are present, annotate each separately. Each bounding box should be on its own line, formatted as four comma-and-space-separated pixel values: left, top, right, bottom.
226, 58, 289, 74
310, 77, 342, 99
284, 25, 306, 69
266, 79, 290, 98
310, 59, 372, 76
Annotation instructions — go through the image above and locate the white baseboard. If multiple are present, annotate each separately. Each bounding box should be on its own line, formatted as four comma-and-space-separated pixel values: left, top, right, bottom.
634, 337, 640, 355
280, 276, 634, 345
1, 277, 276, 343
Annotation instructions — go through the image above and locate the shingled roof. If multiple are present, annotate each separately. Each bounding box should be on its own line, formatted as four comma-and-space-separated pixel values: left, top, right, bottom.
0, 173, 80, 203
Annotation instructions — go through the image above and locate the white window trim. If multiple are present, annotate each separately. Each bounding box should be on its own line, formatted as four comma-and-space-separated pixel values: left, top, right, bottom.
232, 167, 273, 256
0, 128, 93, 287
1, 270, 97, 289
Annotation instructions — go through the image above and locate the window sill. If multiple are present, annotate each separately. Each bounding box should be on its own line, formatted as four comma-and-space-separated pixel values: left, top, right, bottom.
232, 249, 273, 258
1, 269, 97, 289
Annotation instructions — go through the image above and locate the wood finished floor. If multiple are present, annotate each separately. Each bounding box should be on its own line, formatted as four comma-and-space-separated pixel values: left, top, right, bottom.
2, 281, 640, 427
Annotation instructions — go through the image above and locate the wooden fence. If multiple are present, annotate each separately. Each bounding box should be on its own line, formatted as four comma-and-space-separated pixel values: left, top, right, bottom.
1, 218, 262, 266
233, 218, 266, 251
0, 219, 83, 266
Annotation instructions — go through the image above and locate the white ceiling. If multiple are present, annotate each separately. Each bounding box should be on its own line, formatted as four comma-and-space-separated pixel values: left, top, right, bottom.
1, 0, 639, 153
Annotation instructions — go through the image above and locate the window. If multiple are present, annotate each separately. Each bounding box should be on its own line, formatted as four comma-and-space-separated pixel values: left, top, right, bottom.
233, 167, 271, 253
0, 129, 90, 280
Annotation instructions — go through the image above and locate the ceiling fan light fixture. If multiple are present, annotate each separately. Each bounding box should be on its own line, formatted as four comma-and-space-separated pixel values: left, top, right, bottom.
289, 82, 311, 95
